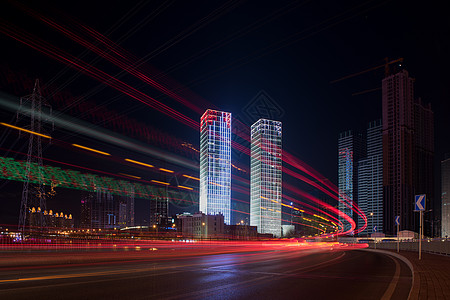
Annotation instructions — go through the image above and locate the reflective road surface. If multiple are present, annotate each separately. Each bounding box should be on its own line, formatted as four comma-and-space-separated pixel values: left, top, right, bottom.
0, 246, 412, 299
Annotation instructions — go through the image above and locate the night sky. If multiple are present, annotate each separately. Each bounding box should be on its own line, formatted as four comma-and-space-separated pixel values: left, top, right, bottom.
1, 0, 449, 226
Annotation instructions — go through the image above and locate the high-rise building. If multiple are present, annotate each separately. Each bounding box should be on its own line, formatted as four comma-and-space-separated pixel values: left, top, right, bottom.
149, 196, 169, 228
80, 188, 135, 230
250, 119, 282, 237
92, 189, 118, 229
382, 70, 415, 235
80, 192, 94, 229
118, 193, 135, 228
382, 69, 434, 235
338, 130, 366, 234
358, 120, 383, 235
413, 98, 435, 237
200, 109, 232, 224
442, 156, 450, 238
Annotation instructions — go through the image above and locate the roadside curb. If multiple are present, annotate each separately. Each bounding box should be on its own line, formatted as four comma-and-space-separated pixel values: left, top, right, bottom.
362, 248, 418, 300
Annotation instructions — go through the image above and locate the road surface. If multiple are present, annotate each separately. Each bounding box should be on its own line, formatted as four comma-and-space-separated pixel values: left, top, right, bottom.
0, 247, 412, 299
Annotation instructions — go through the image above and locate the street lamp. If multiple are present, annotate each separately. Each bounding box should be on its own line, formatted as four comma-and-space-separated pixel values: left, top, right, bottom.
368, 212, 376, 249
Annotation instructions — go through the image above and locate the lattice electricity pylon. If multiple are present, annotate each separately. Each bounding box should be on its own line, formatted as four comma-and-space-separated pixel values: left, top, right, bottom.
18, 79, 53, 233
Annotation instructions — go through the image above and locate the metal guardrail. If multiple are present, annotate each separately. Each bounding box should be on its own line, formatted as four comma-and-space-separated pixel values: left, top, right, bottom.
367, 239, 450, 256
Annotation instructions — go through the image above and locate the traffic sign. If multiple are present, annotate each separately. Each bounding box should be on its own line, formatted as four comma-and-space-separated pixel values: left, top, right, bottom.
395, 216, 400, 226
415, 194, 426, 211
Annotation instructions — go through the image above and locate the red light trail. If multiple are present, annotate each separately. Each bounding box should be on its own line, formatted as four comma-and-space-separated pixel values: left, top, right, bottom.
0, 6, 367, 235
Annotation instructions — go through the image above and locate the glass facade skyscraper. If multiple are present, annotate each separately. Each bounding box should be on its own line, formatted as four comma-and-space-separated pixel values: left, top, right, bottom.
200, 109, 232, 224
338, 130, 365, 234
358, 120, 383, 235
250, 119, 282, 237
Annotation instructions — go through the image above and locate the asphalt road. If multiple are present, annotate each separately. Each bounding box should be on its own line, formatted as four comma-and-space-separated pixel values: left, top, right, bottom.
0, 248, 412, 299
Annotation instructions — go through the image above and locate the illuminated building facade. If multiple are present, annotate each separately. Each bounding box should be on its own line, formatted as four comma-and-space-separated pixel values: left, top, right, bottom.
200, 109, 232, 224
250, 119, 282, 238
178, 212, 224, 238
358, 120, 383, 235
29, 207, 74, 229
338, 130, 365, 234
442, 156, 450, 238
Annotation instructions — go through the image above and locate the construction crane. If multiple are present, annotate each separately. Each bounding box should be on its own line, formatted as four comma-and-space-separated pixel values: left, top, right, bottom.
330, 57, 404, 96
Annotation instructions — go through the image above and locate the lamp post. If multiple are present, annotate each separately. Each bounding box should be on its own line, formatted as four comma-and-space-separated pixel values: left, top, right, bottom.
369, 212, 376, 249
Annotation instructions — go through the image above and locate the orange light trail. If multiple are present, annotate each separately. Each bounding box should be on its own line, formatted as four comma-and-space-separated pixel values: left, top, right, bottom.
151, 180, 170, 185
159, 168, 174, 173
124, 158, 154, 168
72, 144, 111, 156
0, 122, 52, 139
183, 175, 200, 181
118, 173, 141, 180
177, 185, 193, 190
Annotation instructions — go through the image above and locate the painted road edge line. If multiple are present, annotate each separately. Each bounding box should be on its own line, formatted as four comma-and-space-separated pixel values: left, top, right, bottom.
362, 248, 416, 300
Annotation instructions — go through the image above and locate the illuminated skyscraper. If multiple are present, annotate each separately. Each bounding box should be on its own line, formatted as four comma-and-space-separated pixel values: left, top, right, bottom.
250, 119, 282, 237
200, 109, 232, 224
338, 130, 365, 234
358, 120, 383, 235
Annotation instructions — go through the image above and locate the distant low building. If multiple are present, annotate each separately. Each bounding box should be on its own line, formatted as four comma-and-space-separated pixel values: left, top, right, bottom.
370, 232, 385, 238
225, 225, 257, 240
281, 225, 295, 237
29, 207, 74, 230
398, 230, 418, 239
257, 233, 274, 239
178, 212, 224, 239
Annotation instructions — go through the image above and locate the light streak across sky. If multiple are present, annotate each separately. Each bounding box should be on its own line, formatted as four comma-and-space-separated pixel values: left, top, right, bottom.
72, 144, 111, 156
0, 5, 368, 235
0, 122, 52, 139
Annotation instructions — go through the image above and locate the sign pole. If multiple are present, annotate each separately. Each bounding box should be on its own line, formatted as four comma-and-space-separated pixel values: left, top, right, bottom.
395, 216, 400, 253
397, 222, 399, 253
415, 194, 425, 260
373, 226, 377, 249
419, 210, 422, 260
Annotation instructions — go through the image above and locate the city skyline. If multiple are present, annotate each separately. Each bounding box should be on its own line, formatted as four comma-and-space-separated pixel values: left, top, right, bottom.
0, 1, 448, 235
1, 2, 450, 297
